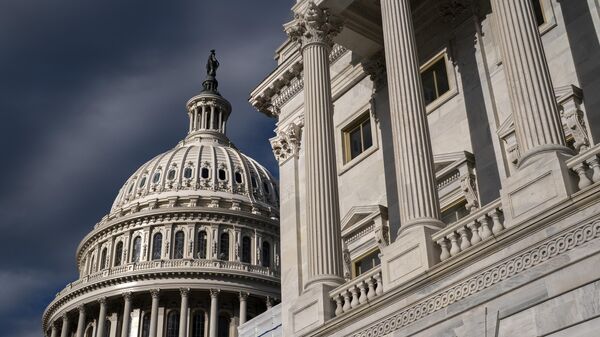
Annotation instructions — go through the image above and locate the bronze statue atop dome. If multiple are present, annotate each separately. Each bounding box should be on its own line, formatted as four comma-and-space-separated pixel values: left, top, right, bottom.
206, 49, 219, 77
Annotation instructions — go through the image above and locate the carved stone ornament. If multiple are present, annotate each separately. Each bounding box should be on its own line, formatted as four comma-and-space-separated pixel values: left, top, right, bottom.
460, 174, 480, 213
361, 52, 387, 90
284, 1, 343, 50
149, 289, 160, 299
342, 245, 352, 281
437, 0, 471, 23
209, 288, 220, 298
270, 122, 303, 165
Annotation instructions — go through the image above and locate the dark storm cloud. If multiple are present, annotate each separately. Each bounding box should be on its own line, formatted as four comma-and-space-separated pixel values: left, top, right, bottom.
0, 1, 292, 335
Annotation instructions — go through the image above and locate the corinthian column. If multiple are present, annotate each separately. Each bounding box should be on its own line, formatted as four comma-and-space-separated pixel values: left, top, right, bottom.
75, 305, 86, 337
285, 1, 344, 289
59, 314, 70, 337
492, 0, 568, 165
50, 324, 58, 337
179, 288, 190, 337
149, 289, 160, 337
208, 289, 219, 337
121, 292, 133, 337
96, 298, 107, 337
380, 0, 443, 232
238, 292, 248, 325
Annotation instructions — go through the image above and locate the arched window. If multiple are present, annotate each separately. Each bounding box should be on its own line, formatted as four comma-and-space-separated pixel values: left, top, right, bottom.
261, 241, 271, 268
152, 233, 162, 260
184, 167, 193, 179
100, 248, 107, 269
104, 320, 111, 337
139, 176, 147, 188
251, 176, 257, 189
141, 312, 150, 337
234, 171, 243, 184
201, 167, 210, 179
218, 168, 227, 181
85, 326, 93, 337
174, 231, 185, 259
197, 231, 207, 259
241, 236, 251, 264
114, 241, 123, 266
167, 168, 176, 180
218, 314, 231, 337
191, 310, 206, 337
152, 171, 161, 184
166, 310, 180, 337
219, 232, 229, 261
89, 255, 95, 274
132, 236, 142, 263
263, 181, 270, 194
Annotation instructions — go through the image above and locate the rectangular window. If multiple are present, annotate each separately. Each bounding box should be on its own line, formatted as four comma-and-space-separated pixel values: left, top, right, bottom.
353, 249, 381, 277
343, 113, 373, 163
532, 0, 545, 26
441, 200, 469, 225
421, 56, 451, 106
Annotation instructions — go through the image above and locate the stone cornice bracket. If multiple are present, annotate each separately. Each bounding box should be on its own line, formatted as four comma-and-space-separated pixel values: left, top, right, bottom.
284, 1, 343, 50
270, 122, 303, 165
149, 289, 160, 299
361, 52, 387, 92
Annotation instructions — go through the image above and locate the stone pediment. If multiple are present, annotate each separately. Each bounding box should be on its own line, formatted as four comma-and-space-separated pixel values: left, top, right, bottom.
341, 204, 388, 236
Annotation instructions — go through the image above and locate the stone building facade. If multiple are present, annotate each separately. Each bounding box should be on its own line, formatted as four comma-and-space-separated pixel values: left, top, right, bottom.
43, 57, 281, 337
245, 0, 600, 336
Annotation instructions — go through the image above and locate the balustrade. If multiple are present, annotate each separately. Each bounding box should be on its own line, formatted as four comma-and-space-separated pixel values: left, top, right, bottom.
566, 144, 600, 191
330, 268, 383, 317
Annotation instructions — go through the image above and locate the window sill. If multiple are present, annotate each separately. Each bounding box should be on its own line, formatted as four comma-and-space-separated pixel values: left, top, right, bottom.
425, 87, 459, 114
338, 145, 378, 176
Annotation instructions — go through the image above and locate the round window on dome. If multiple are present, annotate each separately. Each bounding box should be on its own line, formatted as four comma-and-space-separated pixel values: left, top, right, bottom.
139, 176, 147, 188
218, 168, 227, 181
201, 167, 210, 179
184, 167, 193, 179
167, 169, 176, 180
152, 172, 161, 184
234, 171, 243, 184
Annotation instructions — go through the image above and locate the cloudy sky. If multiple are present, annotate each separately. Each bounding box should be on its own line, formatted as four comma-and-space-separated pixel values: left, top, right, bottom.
0, 1, 292, 336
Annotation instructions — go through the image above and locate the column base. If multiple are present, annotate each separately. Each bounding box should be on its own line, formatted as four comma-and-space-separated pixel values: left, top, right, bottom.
501, 148, 576, 228
289, 283, 337, 336
381, 224, 441, 291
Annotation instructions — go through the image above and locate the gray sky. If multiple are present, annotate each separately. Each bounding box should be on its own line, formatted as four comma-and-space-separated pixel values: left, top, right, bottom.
0, 1, 292, 336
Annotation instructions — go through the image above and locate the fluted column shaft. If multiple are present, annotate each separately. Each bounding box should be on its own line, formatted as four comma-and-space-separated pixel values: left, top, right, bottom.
239, 292, 248, 325
96, 298, 107, 337
121, 293, 132, 337
60, 315, 70, 337
209, 289, 219, 337
75, 306, 86, 337
491, 0, 566, 163
149, 290, 160, 337
179, 289, 189, 337
380, 0, 442, 230
286, 2, 345, 289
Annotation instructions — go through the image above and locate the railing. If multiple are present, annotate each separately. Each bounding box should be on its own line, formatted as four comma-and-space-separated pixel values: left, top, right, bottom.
57, 259, 278, 298
330, 267, 383, 317
432, 199, 505, 262
566, 144, 600, 191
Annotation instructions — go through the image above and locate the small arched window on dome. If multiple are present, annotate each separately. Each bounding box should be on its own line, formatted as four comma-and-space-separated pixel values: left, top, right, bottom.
234, 171, 243, 184
263, 181, 270, 195
128, 181, 135, 194
218, 168, 227, 181
152, 171, 161, 184
219, 232, 229, 261
218, 313, 231, 337
241, 236, 251, 263
152, 233, 162, 260
166, 310, 180, 337
191, 310, 206, 337
174, 231, 185, 259
201, 167, 210, 179
251, 176, 257, 189
261, 241, 271, 268
139, 176, 147, 188
184, 167, 193, 179
132, 236, 142, 263
197, 231, 207, 259
100, 248, 107, 270
89, 255, 95, 274
114, 241, 123, 266
167, 168, 177, 181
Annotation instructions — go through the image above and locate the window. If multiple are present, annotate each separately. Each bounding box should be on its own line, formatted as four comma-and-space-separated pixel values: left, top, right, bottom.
192, 311, 206, 337
241, 236, 251, 263
139, 176, 147, 188
89, 255, 95, 274
261, 241, 271, 268
104, 320, 111, 337
251, 176, 257, 189
85, 326, 93, 337
441, 200, 469, 225
533, 0, 545, 26
218, 314, 231, 337
219, 232, 229, 260
218, 168, 227, 181
141, 313, 150, 337
197, 231, 207, 259
167, 169, 176, 180
132, 236, 142, 263
234, 171, 243, 184
152, 233, 162, 260
263, 181, 270, 194
174, 231, 185, 259
201, 167, 210, 179
184, 167, 193, 179
343, 113, 373, 163
353, 249, 381, 277
100, 248, 107, 269
152, 171, 161, 184
421, 56, 450, 105
166, 311, 180, 337
128, 182, 135, 194
114, 241, 123, 266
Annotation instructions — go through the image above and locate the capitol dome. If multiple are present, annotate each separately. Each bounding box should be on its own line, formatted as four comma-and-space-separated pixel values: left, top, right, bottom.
43, 51, 280, 337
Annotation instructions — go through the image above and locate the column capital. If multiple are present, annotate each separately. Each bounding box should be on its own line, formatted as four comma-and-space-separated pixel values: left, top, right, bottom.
284, 1, 343, 50
239, 292, 249, 301
179, 288, 190, 297
150, 288, 160, 299
122, 291, 132, 301
270, 122, 303, 165
61, 313, 69, 321
77, 304, 86, 313
361, 52, 387, 89
209, 288, 220, 298
97, 297, 107, 305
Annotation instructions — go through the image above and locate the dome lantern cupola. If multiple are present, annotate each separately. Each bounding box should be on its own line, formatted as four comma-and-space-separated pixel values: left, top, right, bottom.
186, 50, 232, 138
